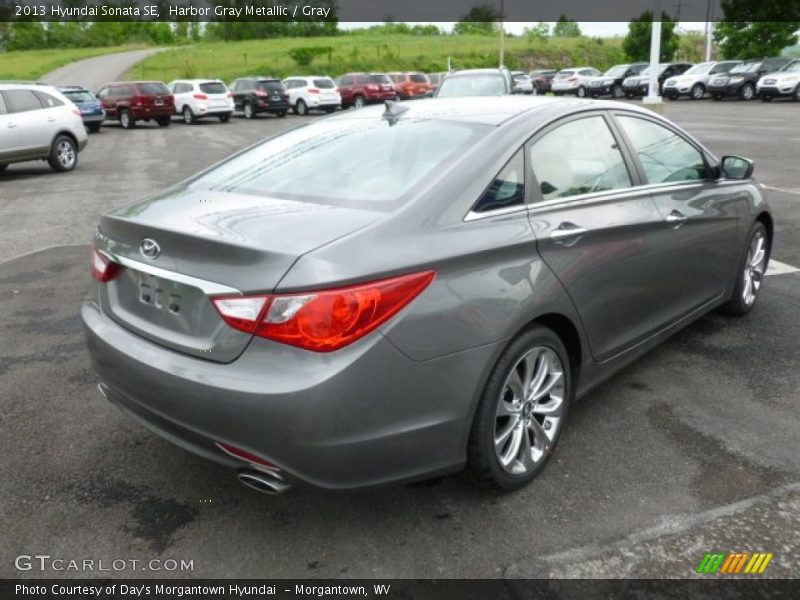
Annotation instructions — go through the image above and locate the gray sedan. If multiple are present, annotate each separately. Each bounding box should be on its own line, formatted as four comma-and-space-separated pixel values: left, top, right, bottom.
83, 97, 772, 494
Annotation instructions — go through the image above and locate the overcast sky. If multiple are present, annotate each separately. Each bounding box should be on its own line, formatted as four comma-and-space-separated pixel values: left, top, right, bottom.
340, 22, 709, 36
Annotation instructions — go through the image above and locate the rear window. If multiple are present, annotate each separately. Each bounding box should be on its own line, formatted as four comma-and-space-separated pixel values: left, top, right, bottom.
313, 78, 335, 89
410, 73, 429, 83
199, 82, 227, 94
257, 81, 285, 92
436, 74, 507, 98
187, 119, 487, 210
63, 90, 95, 102
369, 75, 392, 84
556, 70, 575, 78
137, 82, 170, 95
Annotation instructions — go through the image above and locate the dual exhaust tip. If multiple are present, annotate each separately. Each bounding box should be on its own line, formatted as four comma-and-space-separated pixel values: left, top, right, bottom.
237, 469, 291, 495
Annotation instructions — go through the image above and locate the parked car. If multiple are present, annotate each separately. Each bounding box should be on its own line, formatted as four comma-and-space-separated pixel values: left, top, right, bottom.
663, 61, 740, 100
427, 72, 450, 93
96, 81, 174, 129
708, 58, 793, 101
434, 69, 516, 98
511, 71, 535, 94
167, 79, 234, 124
229, 77, 289, 118
336, 73, 397, 109
387, 72, 434, 99
621, 62, 693, 97
588, 63, 648, 98
82, 96, 771, 494
550, 67, 602, 98
281, 76, 341, 115
757, 59, 800, 101
0, 83, 88, 172
528, 69, 558, 94
58, 86, 106, 133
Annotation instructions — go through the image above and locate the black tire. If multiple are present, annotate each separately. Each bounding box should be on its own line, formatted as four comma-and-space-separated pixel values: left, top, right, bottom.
712, 94, 723, 101
119, 109, 134, 129
87, 123, 102, 133
276, 110, 287, 118
794, 85, 800, 102
294, 99, 308, 116
719, 222, 769, 317
218, 113, 231, 122
243, 102, 254, 119
667, 92, 679, 100
48, 134, 78, 173
182, 106, 196, 125
761, 95, 773, 102
576, 86, 587, 98
353, 95, 366, 109
690, 83, 705, 100
740, 83, 755, 101
466, 325, 572, 492
156, 117, 171, 127
612, 84, 623, 99
0, 164, 8, 172
324, 107, 336, 114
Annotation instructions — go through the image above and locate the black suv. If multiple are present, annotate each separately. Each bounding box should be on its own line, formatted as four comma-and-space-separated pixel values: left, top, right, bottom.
588, 63, 649, 98
621, 62, 693, 97
708, 57, 794, 101
229, 77, 289, 118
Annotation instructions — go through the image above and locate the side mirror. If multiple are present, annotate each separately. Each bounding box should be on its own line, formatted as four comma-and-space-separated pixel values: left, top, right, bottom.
721, 155, 755, 180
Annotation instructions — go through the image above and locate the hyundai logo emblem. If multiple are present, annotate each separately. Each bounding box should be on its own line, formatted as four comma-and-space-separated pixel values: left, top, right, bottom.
140, 238, 161, 260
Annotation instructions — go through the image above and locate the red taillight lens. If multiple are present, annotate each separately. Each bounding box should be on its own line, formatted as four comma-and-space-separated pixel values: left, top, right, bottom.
367, 84, 379, 91
193, 93, 208, 100
91, 246, 121, 282
216, 442, 278, 470
308, 88, 320, 94
226, 92, 233, 98
212, 271, 435, 352
568, 77, 578, 82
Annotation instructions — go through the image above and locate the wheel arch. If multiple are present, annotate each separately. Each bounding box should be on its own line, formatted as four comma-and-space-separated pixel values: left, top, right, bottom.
527, 313, 583, 388
50, 129, 79, 153
756, 211, 774, 259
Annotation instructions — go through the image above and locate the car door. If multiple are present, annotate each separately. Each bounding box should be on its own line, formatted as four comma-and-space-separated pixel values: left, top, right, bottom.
612, 112, 741, 318
0, 92, 23, 159
3, 89, 50, 156
527, 112, 678, 361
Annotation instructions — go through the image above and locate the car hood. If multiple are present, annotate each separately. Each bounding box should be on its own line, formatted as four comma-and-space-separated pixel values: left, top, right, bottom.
761, 71, 800, 82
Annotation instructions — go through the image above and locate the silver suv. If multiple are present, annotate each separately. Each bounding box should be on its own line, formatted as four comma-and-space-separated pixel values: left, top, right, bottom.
663, 61, 740, 100
0, 83, 88, 173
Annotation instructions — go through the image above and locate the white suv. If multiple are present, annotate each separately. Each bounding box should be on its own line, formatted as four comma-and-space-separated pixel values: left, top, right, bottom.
167, 79, 235, 124
0, 83, 88, 173
281, 76, 341, 115
550, 67, 602, 98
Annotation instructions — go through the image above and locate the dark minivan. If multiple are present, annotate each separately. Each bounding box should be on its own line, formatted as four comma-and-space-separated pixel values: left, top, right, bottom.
229, 77, 289, 119
96, 81, 174, 129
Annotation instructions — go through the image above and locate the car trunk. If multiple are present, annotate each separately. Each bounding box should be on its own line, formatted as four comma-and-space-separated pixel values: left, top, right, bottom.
199, 81, 231, 109
96, 189, 380, 363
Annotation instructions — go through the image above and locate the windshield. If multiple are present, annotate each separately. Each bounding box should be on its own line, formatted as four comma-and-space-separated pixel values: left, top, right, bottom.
63, 90, 95, 102
369, 74, 392, 84
199, 82, 227, 94
410, 73, 429, 83
436, 74, 507, 97
783, 61, 800, 73
187, 119, 487, 210
730, 63, 761, 74
604, 65, 629, 77
638, 64, 668, 76
556, 70, 575, 78
684, 63, 713, 75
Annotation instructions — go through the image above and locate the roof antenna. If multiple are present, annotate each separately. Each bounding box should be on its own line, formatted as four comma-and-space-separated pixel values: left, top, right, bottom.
382, 100, 409, 126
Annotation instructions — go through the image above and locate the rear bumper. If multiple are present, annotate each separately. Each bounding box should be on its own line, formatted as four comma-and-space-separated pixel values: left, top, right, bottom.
82, 300, 497, 490
131, 106, 174, 119
81, 113, 106, 124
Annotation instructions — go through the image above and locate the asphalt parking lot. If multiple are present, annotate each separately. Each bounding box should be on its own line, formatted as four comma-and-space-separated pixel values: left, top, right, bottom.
1, 101, 799, 579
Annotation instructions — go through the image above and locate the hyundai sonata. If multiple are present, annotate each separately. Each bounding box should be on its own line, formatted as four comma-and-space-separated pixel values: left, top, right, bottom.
83, 97, 772, 494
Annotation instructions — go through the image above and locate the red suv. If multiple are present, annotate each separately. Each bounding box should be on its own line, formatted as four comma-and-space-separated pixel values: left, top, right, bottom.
96, 81, 175, 129
336, 73, 397, 109
388, 72, 434, 99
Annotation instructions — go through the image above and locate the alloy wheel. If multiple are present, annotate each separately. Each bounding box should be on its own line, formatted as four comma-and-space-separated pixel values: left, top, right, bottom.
120, 111, 131, 128
691, 84, 704, 100
742, 84, 754, 100
576, 86, 586, 98
354, 96, 365, 109
244, 103, 253, 118
494, 346, 565, 476
297, 100, 307, 115
183, 107, 194, 124
56, 140, 76, 169
742, 230, 767, 306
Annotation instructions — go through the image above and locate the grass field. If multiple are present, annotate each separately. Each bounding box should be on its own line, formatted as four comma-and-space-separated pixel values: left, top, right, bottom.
0, 45, 143, 81
126, 34, 633, 82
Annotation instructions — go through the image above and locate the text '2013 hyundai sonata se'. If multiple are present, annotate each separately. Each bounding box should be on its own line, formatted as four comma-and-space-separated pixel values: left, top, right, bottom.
83, 97, 773, 494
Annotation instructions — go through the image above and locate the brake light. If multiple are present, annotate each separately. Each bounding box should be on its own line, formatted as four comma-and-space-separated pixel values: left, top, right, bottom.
568, 77, 578, 82
212, 271, 435, 352
308, 88, 320, 94
193, 93, 208, 100
91, 246, 121, 282
253, 90, 268, 97
367, 84, 379, 91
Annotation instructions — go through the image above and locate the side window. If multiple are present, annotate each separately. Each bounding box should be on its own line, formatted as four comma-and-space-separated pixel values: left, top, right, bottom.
356, 75, 368, 85
616, 115, 709, 184
4, 89, 44, 113
230, 81, 239, 91
530, 116, 632, 201
96, 87, 109, 99
34, 91, 64, 108
121, 84, 135, 97
473, 149, 526, 213
340, 76, 353, 86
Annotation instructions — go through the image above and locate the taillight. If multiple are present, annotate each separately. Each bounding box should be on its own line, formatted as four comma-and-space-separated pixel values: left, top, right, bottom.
226, 92, 233, 98
193, 93, 208, 100
72, 108, 81, 117
367, 84, 379, 91
568, 77, 578, 82
91, 246, 121, 282
212, 271, 435, 352
133, 94, 143, 106
253, 90, 268, 97
308, 88, 320, 94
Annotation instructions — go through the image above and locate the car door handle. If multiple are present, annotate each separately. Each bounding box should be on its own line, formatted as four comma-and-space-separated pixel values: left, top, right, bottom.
550, 223, 588, 243
666, 210, 688, 228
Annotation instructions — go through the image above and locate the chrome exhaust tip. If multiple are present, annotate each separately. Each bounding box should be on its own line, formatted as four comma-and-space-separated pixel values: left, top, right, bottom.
237, 470, 291, 495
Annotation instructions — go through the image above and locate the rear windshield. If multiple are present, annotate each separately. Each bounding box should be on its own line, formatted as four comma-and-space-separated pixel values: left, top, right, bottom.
63, 90, 95, 102
556, 70, 575, 78
137, 82, 170, 95
436, 74, 507, 97
257, 81, 284, 92
199, 82, 227, 94
187, 119, 487, 210
410, 73, 429, 83
313, 78, 335, 88
369, 74, 392, 84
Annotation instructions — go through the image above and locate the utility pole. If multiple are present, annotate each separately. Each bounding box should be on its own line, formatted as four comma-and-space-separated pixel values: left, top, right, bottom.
499, 0, 505, 67
704, 0, 714, 61
643, 0, 664, 111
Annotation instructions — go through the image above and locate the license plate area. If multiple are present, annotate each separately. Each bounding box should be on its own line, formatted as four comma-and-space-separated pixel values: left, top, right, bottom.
138, 273, 182, 315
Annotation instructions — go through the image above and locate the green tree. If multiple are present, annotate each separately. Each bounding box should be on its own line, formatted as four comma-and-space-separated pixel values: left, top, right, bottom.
553, 15, 581, 38
526, 22, 550, 42
714, 1, 800, 59
453, 4, 501, 36
623, 11, 679, 61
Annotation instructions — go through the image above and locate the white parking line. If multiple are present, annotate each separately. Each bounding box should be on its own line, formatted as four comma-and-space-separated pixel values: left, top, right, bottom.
766, 260, 800, 277
764, 185, 800, 196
